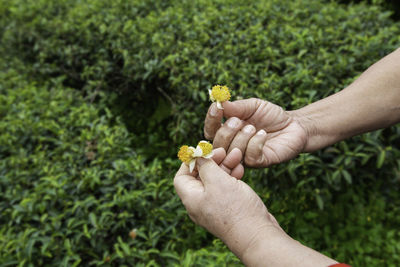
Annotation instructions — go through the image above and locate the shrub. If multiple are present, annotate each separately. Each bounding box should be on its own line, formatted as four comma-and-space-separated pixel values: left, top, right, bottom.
0, 75, 239, 266
1, 0, 400, 265
2, 0, 400, 142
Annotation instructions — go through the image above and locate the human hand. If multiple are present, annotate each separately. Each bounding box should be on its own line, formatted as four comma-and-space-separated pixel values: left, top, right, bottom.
192, 147, 244, 180
174, 156, 338, 267
204, 98, 308, 167
174, 155, 283, 259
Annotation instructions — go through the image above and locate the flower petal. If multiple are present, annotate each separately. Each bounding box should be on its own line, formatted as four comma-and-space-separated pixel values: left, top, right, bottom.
209, 89, 215, 102
189, 159, 196, 173
193, 146, 203, 157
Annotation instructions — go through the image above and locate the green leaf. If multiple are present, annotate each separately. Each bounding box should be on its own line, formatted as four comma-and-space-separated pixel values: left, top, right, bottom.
89, 213, 98, 228
316, 194, 324, 210
377, 150, 385, 169
342, 170, 352, 184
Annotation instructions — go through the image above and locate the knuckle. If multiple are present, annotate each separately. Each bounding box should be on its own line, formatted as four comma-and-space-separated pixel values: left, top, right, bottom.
228, 139, 245, 154
218, 129, 232, 141
204, 121, 221, 140
244, 148, 260, 166
204, 128, 213, 140
244, 154, 255, 166
214, 133, 229, 147
250, 97, 267, 112
250, 97, 262, 106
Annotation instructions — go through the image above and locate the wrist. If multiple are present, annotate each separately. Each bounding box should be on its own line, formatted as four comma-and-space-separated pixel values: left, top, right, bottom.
220, 212, 286, 264
238, 218, 338, 267
287, 109, 318, 153
239, 222, 288, 266
289, 103, 345, 153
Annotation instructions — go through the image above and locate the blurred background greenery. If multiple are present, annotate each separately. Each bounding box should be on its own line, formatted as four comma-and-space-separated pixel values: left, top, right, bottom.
0, 0, 400, 266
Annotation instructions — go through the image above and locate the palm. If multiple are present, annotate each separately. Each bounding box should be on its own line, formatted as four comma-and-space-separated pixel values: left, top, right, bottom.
205, 98, 307, 168
244, 101, 307, 166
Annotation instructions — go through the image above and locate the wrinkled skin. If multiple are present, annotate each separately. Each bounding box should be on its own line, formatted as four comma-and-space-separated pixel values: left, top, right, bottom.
204, 98, 308, 167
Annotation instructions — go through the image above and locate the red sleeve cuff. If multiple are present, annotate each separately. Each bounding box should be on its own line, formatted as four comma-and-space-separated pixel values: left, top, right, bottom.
328, 264, 351, 267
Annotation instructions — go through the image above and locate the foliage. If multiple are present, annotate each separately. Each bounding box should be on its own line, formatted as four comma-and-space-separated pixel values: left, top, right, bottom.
3, 0, 400, 144
1, 0, 400, 265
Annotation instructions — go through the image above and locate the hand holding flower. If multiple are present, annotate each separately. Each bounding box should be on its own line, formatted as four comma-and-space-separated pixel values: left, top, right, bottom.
209, 85, 231, 109
174, 154, 338, 267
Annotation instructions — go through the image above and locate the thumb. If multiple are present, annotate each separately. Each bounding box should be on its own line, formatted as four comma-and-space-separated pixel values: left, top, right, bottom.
196, 157, 230, 186
245, 129, 269, 167
222, 99, 260, 120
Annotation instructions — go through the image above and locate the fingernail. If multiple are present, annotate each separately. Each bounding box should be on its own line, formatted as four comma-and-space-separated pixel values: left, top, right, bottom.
210, 104, 218, 116
227, 117, 240, 128
231, 147, 242, 155
243, 124, 256, 134
256, 129, 267, 136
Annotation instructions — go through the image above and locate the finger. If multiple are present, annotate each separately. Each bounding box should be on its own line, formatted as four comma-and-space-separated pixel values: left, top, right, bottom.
204, 103, 223, 140
177, 148, 228, 178
222, 99, 261, 120
213, 117, 244, 151
220, 164, 231, 175
174, 171, 204, 202
176, 162, 192, 176
221, 148, 243, 170
211, 147, 226, 165
196, 158, 230, 186
195, 147, 227, 180
220, 148, 243, 179
176, 160, 200, 178
245, 129, 269, 167
227, 124, 257, 154
231, 164, 244, 180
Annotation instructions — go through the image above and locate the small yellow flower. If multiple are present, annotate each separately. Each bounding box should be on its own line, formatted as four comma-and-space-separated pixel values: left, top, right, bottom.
209, 85, 231, 109
177, 141, 214, 172
177, 145, 194, 163
198, 141, 213, 156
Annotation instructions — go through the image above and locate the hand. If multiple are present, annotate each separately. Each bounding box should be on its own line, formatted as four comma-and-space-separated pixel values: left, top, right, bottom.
174, 156, 338, 267
192, 147, 244, 180
204, 98, 308, 167
174, 156, 283, 259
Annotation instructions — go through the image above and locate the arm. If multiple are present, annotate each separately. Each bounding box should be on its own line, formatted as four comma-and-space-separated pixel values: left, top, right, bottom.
290, 47, 400, 152
174, 156, 338, 266
204, 48, 400, 167
240, 226, 337, 267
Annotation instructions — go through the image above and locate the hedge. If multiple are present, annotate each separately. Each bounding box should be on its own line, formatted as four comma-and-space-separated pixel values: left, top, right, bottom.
0, 70, 245, 266
1, 0, 400, 265
3, 0, 400, 142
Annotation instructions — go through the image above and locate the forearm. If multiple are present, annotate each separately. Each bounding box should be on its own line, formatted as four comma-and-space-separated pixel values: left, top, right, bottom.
221, 212, 337, 267
290, 47, 400, 152
237, 221, 337, 266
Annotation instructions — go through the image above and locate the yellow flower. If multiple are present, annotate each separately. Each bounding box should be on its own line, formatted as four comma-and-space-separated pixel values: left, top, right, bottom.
198, 141, 213, 156
177, 145, 194, 163
209, 85, 231, 109
177, 141, 214, 172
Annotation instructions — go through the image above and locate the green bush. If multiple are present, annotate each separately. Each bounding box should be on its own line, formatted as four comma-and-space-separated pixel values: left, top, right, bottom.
1, 0, 400, 265
2, 0, 400, 141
